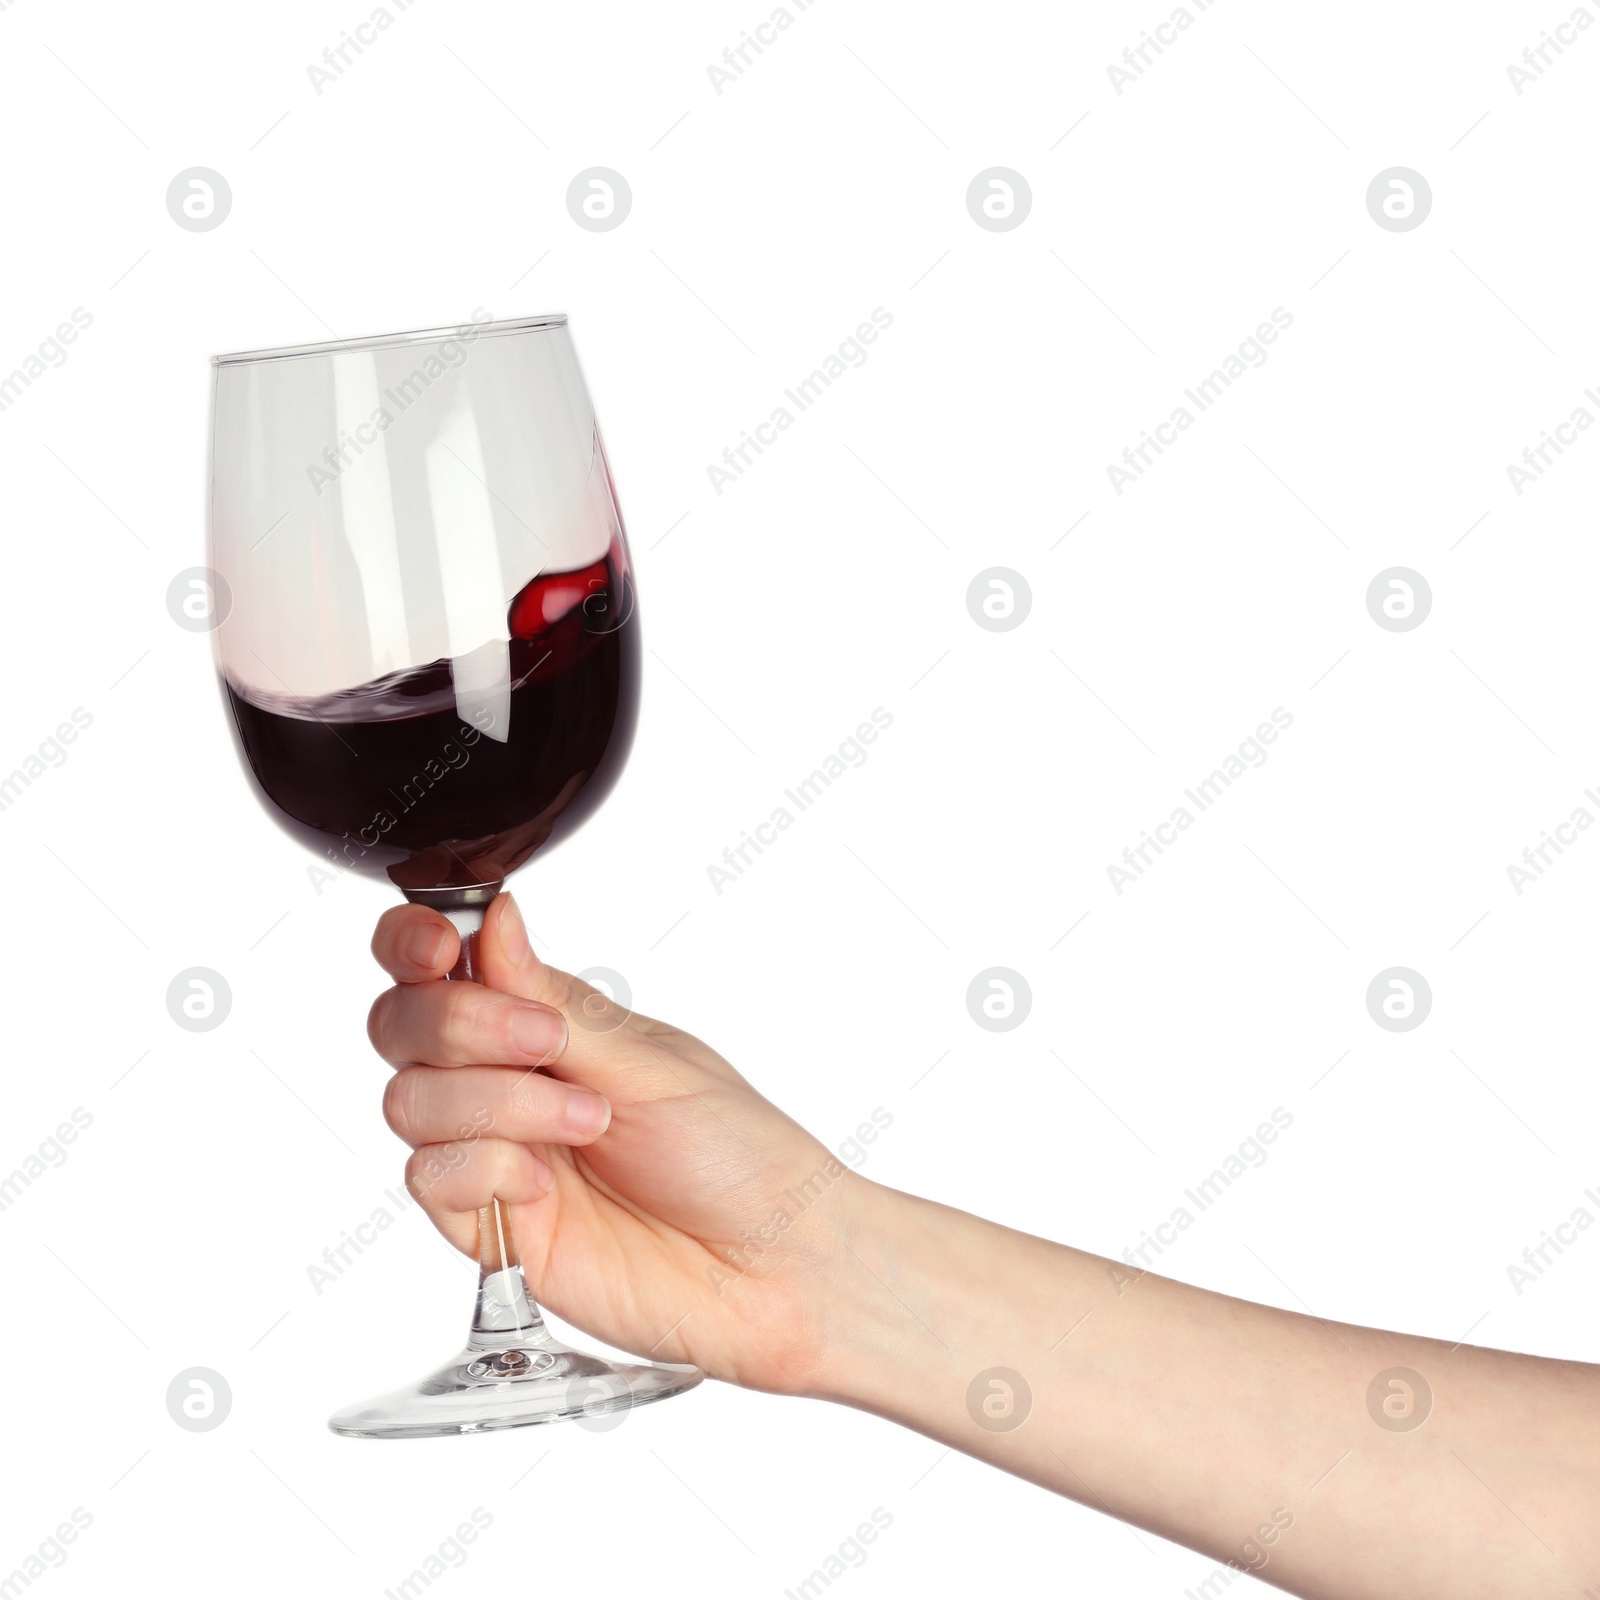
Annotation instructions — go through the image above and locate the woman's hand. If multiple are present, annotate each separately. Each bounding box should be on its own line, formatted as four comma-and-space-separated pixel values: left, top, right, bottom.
367, 891, 856, 1395
368, 895, 1600, 1599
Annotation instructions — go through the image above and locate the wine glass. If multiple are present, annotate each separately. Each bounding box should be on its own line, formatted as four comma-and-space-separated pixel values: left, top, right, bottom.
207, 312, 703, 1437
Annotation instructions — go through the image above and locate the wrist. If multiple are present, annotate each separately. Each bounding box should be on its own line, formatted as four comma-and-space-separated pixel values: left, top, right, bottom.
716, 1167, 926, 1402
800, 1175, 972, 1413
797, 1177, 1110, 1444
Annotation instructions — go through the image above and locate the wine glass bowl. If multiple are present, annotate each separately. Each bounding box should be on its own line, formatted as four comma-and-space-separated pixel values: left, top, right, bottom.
208, 313, 701, 1436
211, 312, 641, 898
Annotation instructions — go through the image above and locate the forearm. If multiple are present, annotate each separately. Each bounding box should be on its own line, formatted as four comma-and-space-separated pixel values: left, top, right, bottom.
811, 1177, 1600, 1599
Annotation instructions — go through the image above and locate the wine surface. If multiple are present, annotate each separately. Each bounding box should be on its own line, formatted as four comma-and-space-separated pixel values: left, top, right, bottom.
222, 547, 638, 891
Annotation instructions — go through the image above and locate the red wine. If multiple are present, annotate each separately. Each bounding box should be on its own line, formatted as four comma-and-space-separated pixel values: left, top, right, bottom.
223, 546, 638, 891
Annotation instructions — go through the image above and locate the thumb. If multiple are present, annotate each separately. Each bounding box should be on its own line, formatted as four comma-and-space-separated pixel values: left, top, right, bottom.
476, 891, 630, 1043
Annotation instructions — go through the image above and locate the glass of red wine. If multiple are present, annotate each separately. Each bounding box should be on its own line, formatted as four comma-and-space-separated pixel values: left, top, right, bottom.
208, 312, 702, 1437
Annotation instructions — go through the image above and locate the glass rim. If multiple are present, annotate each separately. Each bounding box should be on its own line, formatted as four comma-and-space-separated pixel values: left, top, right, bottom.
212, 312, 569, 368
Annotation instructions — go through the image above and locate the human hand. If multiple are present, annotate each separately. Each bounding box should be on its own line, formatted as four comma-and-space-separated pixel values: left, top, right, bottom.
369, 896, 1600, 1600
367, 892, 859, 1395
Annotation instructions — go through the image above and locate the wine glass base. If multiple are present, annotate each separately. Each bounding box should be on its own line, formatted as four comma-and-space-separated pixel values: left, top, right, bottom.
329, 1335, 703, 1439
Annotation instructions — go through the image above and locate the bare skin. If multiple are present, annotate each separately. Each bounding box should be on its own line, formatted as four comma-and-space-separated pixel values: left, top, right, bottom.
369, 892, 1600, 1599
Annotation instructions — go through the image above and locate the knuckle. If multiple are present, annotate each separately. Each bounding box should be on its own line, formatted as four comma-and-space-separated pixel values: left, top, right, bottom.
406, 1136, 493, 1210
487, 1139, 524, 1193
461, 989, 536, 1067
402, 1146, 437, 1205
366, 990, 395, 1058
442, 984, 496, 1058
503, 1075, 547, 1133
405, 1142, 457, 1207
383, 1070, 422, 1140
474, 1135, 520, 1192
541, 968, 579, 1014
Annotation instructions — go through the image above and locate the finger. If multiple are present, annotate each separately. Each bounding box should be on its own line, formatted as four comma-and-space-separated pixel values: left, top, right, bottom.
476, 892, 597, 1013
384, 1064, 610, 1150
406, 1137, 554, 1254
372, 904, 460, 983
477, 893, 659, 1049
474, 892, 681, 1043
471, 894, 712, 1103
368, 979, 568, 1069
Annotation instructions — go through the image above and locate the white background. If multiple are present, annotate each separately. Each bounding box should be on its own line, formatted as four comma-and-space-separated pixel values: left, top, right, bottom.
2, 0, 1597, 1593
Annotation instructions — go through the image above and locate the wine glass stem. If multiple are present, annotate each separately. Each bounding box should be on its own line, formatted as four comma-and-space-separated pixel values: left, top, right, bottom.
438, 902, 547, 1347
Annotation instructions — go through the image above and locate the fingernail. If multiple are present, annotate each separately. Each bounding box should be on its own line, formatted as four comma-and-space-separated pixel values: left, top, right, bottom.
501, 894, 530, 964
511, 1003, 565, 1060
530, 1154, 554, 1192
404, 924, 446, 970
563, 1088, 611, 1138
